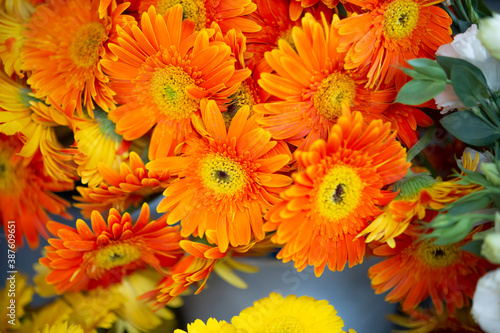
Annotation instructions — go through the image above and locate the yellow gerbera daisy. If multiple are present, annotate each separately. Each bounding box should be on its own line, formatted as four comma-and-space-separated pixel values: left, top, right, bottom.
359, 160, 483, 248
0, 0, 35, 77
0, 71, 76, 183
68, 108, 129, 187
232, 292, 356, 333
175, 318, 236, 333
114, 270, 176, 333
20, 287, 122, 333
19, 299, 73, 333
62, 288, 123, 332
37, 322, 84, 333
0, 273, 34, 330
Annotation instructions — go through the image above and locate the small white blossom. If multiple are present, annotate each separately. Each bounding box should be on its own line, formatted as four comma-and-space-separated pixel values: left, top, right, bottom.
471, 268, 500, 333
459, 147, 494, 173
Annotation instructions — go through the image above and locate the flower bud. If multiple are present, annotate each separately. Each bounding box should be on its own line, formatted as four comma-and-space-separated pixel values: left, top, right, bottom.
482, 232, 500, 264
478, 14, 500, 61
481, 162, 500, 187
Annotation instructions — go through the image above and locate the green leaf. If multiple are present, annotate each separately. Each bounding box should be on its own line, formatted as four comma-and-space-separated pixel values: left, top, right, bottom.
407, 58, 447, 81
451, 66, 489, 107
460, 240, 483, 256
395, 79, 446, 105
447, 191, 491, 215
440, 110, 500, 146
401, 68, 432, 80
476, 0, 493, 17
436, 56, 488, 86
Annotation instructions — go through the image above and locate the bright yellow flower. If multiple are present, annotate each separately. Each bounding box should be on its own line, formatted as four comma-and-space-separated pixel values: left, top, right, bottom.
0, 273, 34, 330
359, 152, 483, 248
175, 318, 236, 333
19, 299, 73, 333
114, 270, 176, 333
0, 71, 76, 183
62, 288, 123, 333
69, 109, 129, 187
232, 292, 355, 333
36, 322, 84, 333
0, 0, 35, 77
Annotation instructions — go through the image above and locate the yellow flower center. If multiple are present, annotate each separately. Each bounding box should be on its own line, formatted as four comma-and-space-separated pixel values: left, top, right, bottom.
316, 165, 363, 221
279, 28, 296, 51
267, 316, 303, 333
383, 0, 420, 40
155, 0, 207, 30
150, 66, 199, 120
417, 241, 460, 267
224, 82, 256, 128
200, 154, 247, 195
313, 72, 356, 121
94, 243, 142, 270
70, 22, 106, 68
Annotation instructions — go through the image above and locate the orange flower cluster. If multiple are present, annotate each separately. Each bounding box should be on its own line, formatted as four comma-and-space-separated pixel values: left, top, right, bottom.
0, 1, 494, 329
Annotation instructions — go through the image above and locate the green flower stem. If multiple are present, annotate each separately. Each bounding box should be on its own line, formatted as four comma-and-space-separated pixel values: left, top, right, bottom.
454, 0, 469, 21
406, 125, 435, 162
478, 99, 500, 127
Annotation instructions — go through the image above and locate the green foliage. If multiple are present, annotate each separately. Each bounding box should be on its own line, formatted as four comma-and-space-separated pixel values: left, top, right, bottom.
442, 0, 492, 34
396, 59, 447, 105
450, 66, 490, 107
440, 110, 500, 146
395, 80, 446, 105
436, 56, 489, 88
425, 212, 494, 245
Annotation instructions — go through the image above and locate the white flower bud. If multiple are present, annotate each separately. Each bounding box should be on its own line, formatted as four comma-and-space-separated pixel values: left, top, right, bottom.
478, 14, 500, 62
482, 232, 500, 265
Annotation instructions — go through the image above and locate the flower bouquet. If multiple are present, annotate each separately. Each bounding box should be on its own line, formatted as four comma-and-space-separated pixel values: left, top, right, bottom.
1, 0, 500, 332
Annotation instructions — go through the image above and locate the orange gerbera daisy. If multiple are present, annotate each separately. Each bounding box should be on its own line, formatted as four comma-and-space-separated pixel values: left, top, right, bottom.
335, 0, 452, 89
245, 0, 303, 69
369, 230, 496, 314
74, 151, 171, 218
255, 13, 396, 150
138, 0, 260, 33
264, 107, 409, 276
383, 103, 433, 148
389, 306, 482, 333
21, 0, 126, 116
143, 237, 260, 309
0, 133, 73, 248
40, 203, 183, 293
288, 0, 357, 21
147, 100, 291, 252
102, 5, 251, 160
